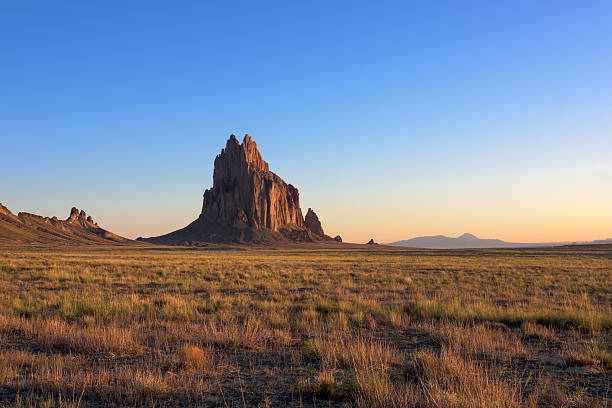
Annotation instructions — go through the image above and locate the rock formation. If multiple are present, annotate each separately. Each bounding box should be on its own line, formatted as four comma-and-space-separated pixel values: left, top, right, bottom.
0, 203, 11, 216
200, 135, 304, 231
304, 208, 325, 237
0, 204, 131, 245
141, 134, 338, 245
366, 239, 377, 245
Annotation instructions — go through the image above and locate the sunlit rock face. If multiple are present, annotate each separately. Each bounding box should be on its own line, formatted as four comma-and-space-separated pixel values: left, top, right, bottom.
0, 203, 10, 216
200, 135, 304, 231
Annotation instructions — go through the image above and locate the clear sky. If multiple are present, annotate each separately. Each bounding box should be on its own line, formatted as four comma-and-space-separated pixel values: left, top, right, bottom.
1, 1, 611, 244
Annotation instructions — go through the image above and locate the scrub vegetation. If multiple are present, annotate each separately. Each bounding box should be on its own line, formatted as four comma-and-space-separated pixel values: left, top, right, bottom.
0, 245, 610, 407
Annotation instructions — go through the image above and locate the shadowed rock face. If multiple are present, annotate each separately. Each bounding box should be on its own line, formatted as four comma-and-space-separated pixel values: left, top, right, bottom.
141, 134, 336, 245
304, 208, 324, 237
200, 135, 304, 231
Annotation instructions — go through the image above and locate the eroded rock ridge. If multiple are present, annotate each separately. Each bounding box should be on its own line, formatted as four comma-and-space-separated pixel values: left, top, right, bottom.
0, 204, 130, 244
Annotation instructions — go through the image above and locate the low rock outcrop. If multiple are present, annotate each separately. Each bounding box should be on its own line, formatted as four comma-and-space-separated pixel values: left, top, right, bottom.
0, 204, 130, 245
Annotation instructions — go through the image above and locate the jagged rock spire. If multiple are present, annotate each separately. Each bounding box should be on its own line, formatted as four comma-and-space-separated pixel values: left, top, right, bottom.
201, 134, 304, 231
304, 208, 325, 236
141, 134, 338, 244
66, 207, 95, 225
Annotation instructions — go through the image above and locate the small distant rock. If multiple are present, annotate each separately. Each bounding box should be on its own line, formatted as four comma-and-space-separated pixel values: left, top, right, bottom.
366, 239, 377, 245
333, 235, 342, 242
304, 208, 325, 236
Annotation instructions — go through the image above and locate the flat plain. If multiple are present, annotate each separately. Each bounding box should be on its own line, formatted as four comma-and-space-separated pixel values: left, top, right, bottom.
0, 244, 610, 407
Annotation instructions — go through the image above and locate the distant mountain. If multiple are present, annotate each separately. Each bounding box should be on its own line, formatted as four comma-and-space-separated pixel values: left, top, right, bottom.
591, 238, 612, 245
386, 233, 566, 249
0, 203, 132, 245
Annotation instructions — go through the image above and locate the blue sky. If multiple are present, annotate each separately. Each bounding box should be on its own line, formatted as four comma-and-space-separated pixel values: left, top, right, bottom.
1, 1, 611, 243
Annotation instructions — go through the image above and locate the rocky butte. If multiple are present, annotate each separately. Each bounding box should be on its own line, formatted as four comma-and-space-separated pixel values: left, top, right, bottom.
141, 134, 339, 245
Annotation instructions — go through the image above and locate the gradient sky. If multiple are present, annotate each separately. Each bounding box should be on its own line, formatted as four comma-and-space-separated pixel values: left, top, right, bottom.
1, 1, 611, 243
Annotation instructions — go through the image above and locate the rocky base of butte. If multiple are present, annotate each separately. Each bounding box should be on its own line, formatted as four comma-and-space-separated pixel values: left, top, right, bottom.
141, 135, 340, 245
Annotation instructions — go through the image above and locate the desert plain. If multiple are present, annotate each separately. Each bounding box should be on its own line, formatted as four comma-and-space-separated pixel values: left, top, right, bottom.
0, 243, 610, 407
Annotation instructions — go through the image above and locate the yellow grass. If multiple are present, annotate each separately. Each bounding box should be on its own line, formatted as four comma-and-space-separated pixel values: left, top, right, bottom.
0, 245, 609, 406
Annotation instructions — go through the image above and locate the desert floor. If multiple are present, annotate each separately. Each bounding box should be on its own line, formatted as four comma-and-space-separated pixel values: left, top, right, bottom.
0, 245, 610, 407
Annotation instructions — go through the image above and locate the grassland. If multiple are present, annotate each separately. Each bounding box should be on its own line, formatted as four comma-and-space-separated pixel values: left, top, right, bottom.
0, 245, 610, 407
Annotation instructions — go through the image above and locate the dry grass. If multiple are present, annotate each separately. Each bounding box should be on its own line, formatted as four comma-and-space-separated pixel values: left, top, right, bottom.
0, 245, 609, 406
430, 321, 528, 360
303, 334, 413, 406
408, 347, 524, 407
302, 334, 402, 370
0, 346, 216, 406
181, 344, 215, 373
0, 315, 140, 355
353, 370, 415, 408
200, 319, 292, 350
563, 338, 612, 369
521, 322, 560, 344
